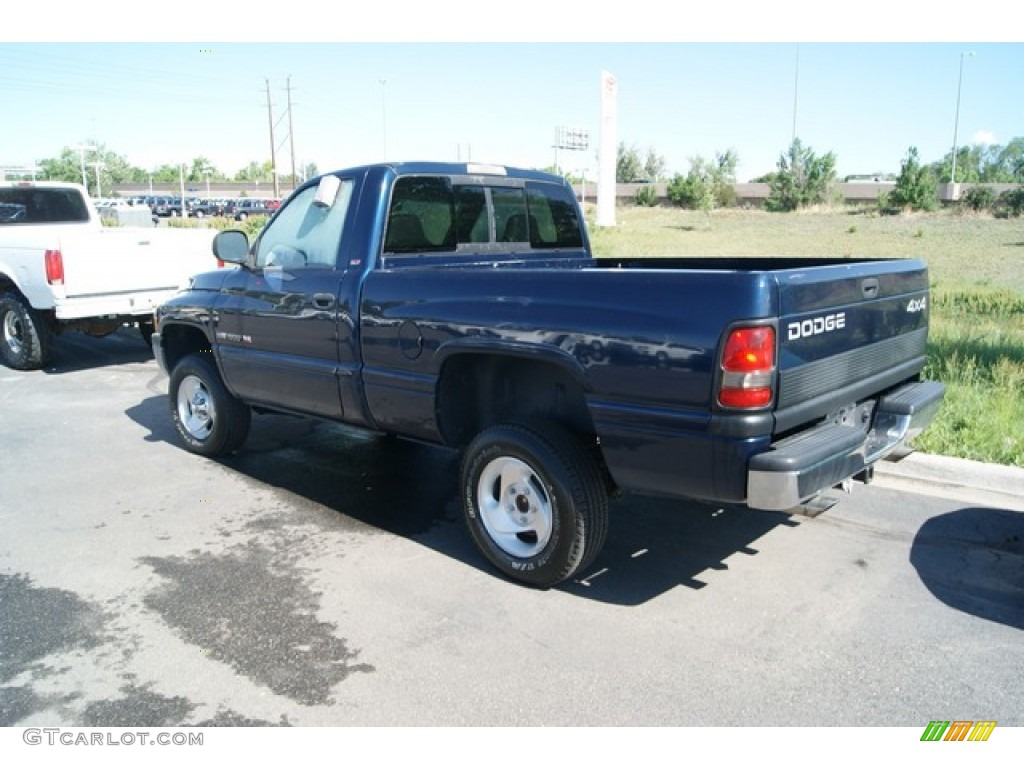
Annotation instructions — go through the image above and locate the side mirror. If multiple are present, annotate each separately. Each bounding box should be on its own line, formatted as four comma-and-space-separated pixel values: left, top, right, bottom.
212, 230, 250, 265
313, 175, 341, 208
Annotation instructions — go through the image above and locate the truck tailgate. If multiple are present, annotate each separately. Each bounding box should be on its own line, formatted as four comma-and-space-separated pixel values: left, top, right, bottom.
57, 227, 219, 302
773, 258, 930, 434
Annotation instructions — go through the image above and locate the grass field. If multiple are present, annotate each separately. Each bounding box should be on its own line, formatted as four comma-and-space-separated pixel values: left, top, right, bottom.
585, 204, 1024, 467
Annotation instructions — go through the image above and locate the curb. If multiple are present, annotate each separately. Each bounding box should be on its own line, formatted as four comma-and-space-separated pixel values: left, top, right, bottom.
873, 452, 1024, 512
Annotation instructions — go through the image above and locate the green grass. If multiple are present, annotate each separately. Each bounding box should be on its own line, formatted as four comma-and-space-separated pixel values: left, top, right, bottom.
585, 204, 1024, 467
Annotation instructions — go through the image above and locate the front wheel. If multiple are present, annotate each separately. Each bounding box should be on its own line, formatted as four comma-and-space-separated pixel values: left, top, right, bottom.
168, 353, 251, 456
460, 421, 609, 588
0, 293, 52, 370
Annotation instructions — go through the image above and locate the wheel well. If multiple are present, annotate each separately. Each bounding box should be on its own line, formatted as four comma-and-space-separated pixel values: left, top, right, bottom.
0, 274, 25, 300
436, 354, 596, 448
161, 322, 214, 373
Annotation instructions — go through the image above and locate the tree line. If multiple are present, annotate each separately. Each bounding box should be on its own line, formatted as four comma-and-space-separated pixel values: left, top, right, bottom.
616, 137, 1024, 216
11, 137, 1024, 218
16, 143, 319, 197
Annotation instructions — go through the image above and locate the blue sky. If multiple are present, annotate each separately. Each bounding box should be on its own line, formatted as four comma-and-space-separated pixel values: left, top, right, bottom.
2, 10, 1021, 182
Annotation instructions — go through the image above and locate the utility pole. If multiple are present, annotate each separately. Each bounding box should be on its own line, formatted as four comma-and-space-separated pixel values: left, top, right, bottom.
265, 79, 279, 198
791, 43, 800, 144
286, 76, 297, 191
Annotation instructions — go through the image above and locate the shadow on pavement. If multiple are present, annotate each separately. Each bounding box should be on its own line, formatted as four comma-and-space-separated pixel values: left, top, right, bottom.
910, 507, 1024, 630
41, 326, 153, 374
125, 399, 799, 605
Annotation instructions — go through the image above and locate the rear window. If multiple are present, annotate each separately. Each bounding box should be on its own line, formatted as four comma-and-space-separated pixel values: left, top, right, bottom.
0, 188, 90, 224
383, 175, 582, 254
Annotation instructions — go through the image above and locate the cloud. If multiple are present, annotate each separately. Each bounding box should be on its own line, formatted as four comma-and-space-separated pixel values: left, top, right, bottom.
971, 130, 997, 146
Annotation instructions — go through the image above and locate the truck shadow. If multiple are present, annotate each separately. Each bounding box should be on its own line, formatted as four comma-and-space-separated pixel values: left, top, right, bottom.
126, 399, 799, 606
910, 507, 1024, 631
41, 327, 153, 374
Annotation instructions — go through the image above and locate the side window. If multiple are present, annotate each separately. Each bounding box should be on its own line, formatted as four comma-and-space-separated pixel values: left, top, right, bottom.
526, 182, 583, 248
255, 178, 354, 269
384, 176, 456, 253
493, 188, 529, 243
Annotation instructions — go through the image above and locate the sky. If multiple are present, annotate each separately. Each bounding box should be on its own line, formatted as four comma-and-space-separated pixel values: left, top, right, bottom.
2, 7, 1022, 183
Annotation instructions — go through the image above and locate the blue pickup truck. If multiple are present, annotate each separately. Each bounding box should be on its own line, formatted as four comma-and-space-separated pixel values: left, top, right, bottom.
152, 162, 944, 587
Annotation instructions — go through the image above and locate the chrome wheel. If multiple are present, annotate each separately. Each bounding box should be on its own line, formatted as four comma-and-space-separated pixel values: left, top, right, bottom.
476, 456, 554, 559
3, 309, 24, 357
168, 354, 250, 456
176, 374, 216, 441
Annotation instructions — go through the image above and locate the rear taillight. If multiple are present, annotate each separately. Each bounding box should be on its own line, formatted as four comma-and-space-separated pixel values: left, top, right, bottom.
718, 325, 776, 408
44, 249, 64, 285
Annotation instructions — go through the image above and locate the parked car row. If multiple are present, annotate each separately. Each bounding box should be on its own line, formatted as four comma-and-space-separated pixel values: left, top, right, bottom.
116, 195, 282, 221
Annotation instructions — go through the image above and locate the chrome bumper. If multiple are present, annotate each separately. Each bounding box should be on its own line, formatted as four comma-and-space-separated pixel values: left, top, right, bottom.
747, 380, 945, 511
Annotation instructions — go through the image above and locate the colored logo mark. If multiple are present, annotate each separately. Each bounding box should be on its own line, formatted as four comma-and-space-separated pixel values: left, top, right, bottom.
920, 720, 996, 742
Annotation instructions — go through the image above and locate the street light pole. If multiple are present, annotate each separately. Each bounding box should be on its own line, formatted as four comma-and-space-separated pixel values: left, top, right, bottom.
72, 144, 96, 189
950, 51, 975, 185
89, 161, 104, 198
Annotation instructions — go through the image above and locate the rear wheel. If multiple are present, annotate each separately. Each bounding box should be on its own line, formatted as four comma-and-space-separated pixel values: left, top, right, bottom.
460, 421, 609, 588
0, 293, 51, 370
168, 353, 251, 456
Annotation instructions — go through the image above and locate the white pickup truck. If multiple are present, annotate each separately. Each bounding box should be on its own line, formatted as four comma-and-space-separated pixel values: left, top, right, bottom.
0, 181, 221, 369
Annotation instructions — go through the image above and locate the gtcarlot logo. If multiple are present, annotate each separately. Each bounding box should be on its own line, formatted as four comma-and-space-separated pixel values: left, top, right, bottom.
920, 720, 997, 742
22, 728, 203, 747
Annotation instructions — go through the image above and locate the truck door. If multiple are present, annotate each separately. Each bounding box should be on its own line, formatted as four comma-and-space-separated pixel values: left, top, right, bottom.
214, 176, 357, 419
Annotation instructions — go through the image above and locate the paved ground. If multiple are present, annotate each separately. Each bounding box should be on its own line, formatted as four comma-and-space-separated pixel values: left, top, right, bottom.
1, 329, 1021, 739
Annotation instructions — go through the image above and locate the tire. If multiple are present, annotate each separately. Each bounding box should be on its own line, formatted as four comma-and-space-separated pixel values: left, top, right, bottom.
0, 292, 52, 370
168, 353, 251, 457
460, 421, 609, 588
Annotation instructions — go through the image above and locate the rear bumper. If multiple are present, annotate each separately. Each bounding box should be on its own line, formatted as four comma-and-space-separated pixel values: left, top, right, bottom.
746, 379, 945, 511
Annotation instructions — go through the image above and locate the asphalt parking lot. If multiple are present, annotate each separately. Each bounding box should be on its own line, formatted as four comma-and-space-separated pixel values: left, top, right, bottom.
1, 328, 1022, 730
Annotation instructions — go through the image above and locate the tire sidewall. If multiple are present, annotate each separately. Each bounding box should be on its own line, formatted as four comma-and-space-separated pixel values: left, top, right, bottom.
461, 426, 586, 587
0, 294, 48, 370
168, 354, 245, 457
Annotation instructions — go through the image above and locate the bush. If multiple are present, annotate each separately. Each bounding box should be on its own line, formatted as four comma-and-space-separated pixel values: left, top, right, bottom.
634, 185, 658, 207
996, 187, 1024, 217
666, 173, 702, 209
962, 186, 996, 212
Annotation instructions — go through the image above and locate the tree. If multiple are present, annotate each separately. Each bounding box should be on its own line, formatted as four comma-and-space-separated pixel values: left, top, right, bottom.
987, 138, 1024, 182
928, 137, 1024, 183
643, 147, 667, 182
187, 156, 223, 184
888, 147, 938, 212
234, 161, 275, 183
765, 138, 837, 212
616, 143, 645, 183
38, 141, 146, 197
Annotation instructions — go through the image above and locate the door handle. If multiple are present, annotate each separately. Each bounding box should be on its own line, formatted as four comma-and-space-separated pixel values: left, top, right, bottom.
313, 293, 335, 309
